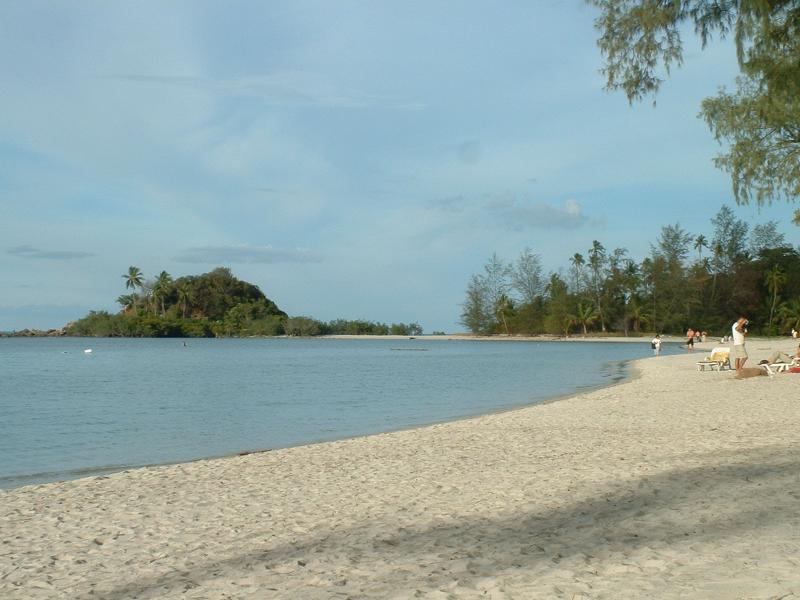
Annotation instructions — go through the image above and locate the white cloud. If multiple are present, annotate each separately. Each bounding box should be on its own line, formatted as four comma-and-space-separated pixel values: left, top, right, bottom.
108, 71, 425, 110
7, 245, 94, 260
174, 244, 323, 264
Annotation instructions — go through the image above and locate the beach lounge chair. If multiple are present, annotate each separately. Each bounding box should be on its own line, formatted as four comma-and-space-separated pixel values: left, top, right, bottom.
766, 356, 800, 373
696, 347, 731, 371
759, 363, 778, 377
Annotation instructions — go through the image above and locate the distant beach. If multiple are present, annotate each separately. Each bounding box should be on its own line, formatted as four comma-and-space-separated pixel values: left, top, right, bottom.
323, 333, 693, 343
2, 337, 799, 599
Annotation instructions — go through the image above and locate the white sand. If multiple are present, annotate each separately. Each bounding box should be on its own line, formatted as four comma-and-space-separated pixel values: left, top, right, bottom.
2, 339, 799, 599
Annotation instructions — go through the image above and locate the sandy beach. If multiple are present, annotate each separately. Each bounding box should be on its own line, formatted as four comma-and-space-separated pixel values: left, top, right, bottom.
2, 338, 799, 599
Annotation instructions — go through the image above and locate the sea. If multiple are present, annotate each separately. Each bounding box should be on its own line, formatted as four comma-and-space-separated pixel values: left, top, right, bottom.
0, 337, 681, 489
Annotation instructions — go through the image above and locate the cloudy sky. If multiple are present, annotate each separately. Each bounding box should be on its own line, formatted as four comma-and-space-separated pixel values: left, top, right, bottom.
2, 1, 798, 332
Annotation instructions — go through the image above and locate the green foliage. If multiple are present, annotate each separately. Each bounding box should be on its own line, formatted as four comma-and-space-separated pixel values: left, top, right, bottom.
284, 316, 323, 337
173, 267, 285, 321
461, 204, 800, 337
73, 266, 424, 338
460, 274, 493, 334
575, 302, 599, 335
778, 298, 800, 331
591, 0, 800, 206
544, 273, 572, 336
389, 322, 423, 336
511, 248, 545, 304
324, 319, 391, 335
68, 311, 120, 337
73, 267, 285, 337
67, 312, 215, 338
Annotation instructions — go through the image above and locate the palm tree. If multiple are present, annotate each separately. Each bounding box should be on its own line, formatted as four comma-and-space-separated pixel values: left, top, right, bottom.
122, 266, 143, 310
176, 284, 192, 318
562, 313, 576, 338
569, 253, 585, 294
765, 265, 787, 330
778, 298, 800, 333
575, 302, 598, 336
587, 241, 607, 331
694, 234, 708, 262
122, 266, 143, 290
153, 271, 173, 317
627, 299, 649, 333
116, 294, 136, 313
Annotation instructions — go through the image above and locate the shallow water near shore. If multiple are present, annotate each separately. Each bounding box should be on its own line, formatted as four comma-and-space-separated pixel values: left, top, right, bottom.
0, 337, 681, 489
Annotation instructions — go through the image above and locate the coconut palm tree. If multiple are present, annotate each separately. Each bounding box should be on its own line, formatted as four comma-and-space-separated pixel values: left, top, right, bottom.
587, 241, 607, 331
765, 265, 787, 330
122, 266, 143, 310
694, 234, 708, 262
627, 299, 649, 333
778, 298, 800, 333
116, 294, 136, 313
176, 284, 192, 318
562, 313, 576, 338
575, 301, 598, 336
569, 252, 585, 294
122, 266, 143, 290
152, 271, 173, 317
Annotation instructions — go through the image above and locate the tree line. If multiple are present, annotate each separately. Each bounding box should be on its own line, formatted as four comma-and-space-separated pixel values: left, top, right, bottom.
460, 205, 800, 338
67, 266, 422, 337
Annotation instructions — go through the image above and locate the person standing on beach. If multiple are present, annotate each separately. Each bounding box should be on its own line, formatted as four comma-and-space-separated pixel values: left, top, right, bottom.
731, 316, 748, 371
651, 334, 662, 356
685, 328, 695, 351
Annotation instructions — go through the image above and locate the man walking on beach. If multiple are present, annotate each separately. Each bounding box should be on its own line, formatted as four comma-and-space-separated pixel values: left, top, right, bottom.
731, 316, 748, 372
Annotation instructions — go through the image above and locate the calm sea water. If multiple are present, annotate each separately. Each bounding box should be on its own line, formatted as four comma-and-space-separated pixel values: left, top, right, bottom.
0, 337, 679, 489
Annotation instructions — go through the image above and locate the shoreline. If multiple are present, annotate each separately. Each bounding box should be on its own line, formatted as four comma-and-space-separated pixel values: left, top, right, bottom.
5, 331, 782, 344
3, 338, 800, 598
2, 347, 640, 491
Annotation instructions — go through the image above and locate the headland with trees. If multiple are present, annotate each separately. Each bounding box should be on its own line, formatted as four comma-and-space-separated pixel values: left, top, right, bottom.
65, 266, 422, 338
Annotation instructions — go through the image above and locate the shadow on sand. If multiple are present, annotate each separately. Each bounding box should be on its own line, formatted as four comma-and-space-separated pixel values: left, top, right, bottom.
89, 443, 800, 599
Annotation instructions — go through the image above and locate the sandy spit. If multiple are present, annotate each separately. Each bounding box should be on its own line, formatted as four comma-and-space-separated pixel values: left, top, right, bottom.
2, 339, 799, 599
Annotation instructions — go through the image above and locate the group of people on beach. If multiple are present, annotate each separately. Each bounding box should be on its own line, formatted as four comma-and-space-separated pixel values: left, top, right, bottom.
684, 328, 707, 351
652, 319, 799, 372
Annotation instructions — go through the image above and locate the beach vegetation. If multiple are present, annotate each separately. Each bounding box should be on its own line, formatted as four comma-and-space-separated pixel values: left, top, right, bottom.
69, 267, 424, 338
460, 204, 800, 337
590, 0, 800, 207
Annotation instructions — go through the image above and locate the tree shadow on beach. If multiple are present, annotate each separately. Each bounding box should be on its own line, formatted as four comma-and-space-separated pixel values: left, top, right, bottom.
89, 443, 800, 599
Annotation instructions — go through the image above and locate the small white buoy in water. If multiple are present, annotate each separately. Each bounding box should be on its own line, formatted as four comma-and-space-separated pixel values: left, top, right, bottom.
84, 348, 92, 354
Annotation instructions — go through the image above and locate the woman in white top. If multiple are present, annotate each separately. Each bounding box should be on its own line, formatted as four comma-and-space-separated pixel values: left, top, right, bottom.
731, 316, 748, 371
651, 334, 662, 355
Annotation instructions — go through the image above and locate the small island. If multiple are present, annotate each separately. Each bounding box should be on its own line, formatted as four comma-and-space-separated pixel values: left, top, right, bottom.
62, 266, 422, 338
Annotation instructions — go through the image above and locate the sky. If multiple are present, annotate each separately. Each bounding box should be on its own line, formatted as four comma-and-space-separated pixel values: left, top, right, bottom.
1, 1, 799, 333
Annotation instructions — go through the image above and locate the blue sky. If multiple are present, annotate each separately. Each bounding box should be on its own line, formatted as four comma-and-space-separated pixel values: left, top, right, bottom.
2, 1, 798, 332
